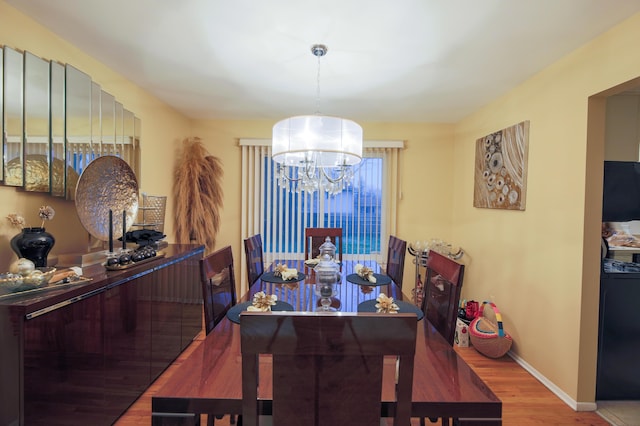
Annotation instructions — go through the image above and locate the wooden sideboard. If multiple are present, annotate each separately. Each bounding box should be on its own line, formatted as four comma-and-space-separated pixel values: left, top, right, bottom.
0, 244, 204, 426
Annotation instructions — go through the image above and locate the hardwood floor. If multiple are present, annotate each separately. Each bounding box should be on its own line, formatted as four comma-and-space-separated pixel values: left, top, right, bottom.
114, 333, 609, 426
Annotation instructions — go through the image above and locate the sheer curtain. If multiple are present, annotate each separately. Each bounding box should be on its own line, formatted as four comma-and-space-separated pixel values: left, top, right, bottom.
239, 138, 403, 295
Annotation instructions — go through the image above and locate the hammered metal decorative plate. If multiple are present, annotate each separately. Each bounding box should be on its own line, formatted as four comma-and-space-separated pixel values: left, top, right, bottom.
75, 156, 139, 241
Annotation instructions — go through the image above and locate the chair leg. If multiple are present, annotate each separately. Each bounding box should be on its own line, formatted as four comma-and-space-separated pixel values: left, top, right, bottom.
208, 414, 238, 425
423, 417, 448, 425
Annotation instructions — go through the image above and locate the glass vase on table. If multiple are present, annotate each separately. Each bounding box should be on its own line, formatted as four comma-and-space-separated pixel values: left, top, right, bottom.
314, 253, 340, 311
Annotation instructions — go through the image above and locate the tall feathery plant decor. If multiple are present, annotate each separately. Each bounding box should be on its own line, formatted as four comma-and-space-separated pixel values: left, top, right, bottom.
174, 137, 223, 253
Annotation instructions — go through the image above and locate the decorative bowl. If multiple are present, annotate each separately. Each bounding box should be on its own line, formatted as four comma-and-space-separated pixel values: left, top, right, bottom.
0, 267, 57, 293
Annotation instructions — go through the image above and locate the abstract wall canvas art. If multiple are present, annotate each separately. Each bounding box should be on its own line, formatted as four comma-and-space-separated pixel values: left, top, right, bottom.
474, 120, 529, 210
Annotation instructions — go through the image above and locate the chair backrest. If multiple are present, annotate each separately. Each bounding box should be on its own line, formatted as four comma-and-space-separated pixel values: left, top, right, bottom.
386, 235, 407, 288
200, 245, 237, 335
304, 227, 343, 261
240, 312, 416, 426
243, 234, 264, 288
422, 250, 465, 345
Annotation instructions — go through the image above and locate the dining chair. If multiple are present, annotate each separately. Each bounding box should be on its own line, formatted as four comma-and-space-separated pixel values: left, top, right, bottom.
304, 227, 343, 261
240, 311, 417, 426
200, 245, 238, 335
420, 250, 465, 426
385, 235, 407, 289
200, 245, 238, 425
244, 234, 265, 288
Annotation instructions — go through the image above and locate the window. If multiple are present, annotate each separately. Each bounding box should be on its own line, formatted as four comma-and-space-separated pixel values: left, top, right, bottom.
240, 139, 402, 292
263, 156, 383, 258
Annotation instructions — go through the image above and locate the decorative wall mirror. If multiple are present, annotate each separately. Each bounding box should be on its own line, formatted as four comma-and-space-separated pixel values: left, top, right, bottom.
114, 101, 123, 159
91, 81, 102, 161
50, 60, 65, 197
3, 47, 24, 187
101, 90, 115, 156
0, 47, 3, 182
134, 117, 141, 179
123, 109, 135, 172
24, 51, 51, 192
65, 64, 91, 200
0, 45, 141, 202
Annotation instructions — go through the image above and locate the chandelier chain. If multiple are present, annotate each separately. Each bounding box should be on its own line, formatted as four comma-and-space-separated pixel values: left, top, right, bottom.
316, 51, 321, 114
312, 44, 327, 114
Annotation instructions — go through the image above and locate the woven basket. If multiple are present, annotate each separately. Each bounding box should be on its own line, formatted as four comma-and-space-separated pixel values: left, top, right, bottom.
469, 301, 512, 358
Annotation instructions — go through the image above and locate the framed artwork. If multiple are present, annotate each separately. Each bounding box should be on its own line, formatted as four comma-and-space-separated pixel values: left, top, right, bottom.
473, 120, 529, 210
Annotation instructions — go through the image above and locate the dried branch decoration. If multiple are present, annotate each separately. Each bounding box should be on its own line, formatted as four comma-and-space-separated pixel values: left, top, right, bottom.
7, 205, 55, 229
7, 213, 26, 229
174, 137, 224, 253
38, 205, 56, 227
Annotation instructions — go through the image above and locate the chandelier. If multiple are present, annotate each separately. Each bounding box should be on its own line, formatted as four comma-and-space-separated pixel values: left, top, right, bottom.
272, 44, 363, 195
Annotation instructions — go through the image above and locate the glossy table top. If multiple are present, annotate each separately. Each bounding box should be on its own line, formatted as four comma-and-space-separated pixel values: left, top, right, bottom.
251, 259, 403, 313
152, 260, 502, 422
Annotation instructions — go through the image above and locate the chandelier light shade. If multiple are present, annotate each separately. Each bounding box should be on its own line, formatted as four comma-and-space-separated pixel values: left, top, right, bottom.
272, 115, 362, 167
272, 44, 364, 195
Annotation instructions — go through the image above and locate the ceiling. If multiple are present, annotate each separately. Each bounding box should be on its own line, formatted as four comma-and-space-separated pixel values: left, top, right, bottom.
7, 0, 640, 123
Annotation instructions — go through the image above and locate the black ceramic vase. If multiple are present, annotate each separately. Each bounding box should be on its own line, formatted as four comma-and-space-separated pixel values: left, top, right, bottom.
10, 227, 55, 267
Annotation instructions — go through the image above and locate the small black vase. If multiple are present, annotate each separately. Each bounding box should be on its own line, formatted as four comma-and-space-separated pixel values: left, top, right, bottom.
10, 227, 55, 267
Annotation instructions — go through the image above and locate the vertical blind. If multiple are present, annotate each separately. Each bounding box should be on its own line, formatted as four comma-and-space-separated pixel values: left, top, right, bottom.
239, 139, 403, 295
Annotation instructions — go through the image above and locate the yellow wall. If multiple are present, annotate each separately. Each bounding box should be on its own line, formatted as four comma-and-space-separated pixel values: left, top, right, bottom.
0, 2, 191, 272
453, 12, 640, 404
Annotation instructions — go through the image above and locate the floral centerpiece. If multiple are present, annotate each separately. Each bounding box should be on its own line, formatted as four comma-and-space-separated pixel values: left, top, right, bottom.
375, 293, 399, 314
355, 263, 377, 283
273, 263, 299, 281
247, 291, 278, 312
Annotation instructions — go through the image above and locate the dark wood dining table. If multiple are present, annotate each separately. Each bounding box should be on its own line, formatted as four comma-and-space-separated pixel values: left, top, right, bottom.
151, 259, 502, 425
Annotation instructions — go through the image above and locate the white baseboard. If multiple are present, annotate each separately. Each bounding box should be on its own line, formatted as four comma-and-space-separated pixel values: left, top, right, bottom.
507, 351, 598, 412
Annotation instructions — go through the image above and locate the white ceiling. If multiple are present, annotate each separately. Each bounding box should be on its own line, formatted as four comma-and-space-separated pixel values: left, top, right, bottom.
7, 0, 640, 123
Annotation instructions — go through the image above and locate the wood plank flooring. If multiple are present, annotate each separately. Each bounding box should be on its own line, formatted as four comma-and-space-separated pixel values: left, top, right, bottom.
114, 332, 609, 426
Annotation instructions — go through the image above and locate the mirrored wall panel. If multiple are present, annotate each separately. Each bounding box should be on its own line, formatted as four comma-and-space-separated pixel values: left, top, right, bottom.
101, 90, 115, 156
123, 109, 135, 169
134, 117, 141, 180
114, 101, 123, 159
24, 52, 51, 192
3, 47, 24, 187
50, 61, 65, 197
65, 64, 91, 200
0, 47, 3, 182
0, 46, 141, 200
91, 81, 102, 161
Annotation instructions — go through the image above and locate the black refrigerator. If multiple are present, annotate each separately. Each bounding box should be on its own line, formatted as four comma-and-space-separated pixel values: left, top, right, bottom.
597, 258, 640, 399
597, 161, 640, 399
